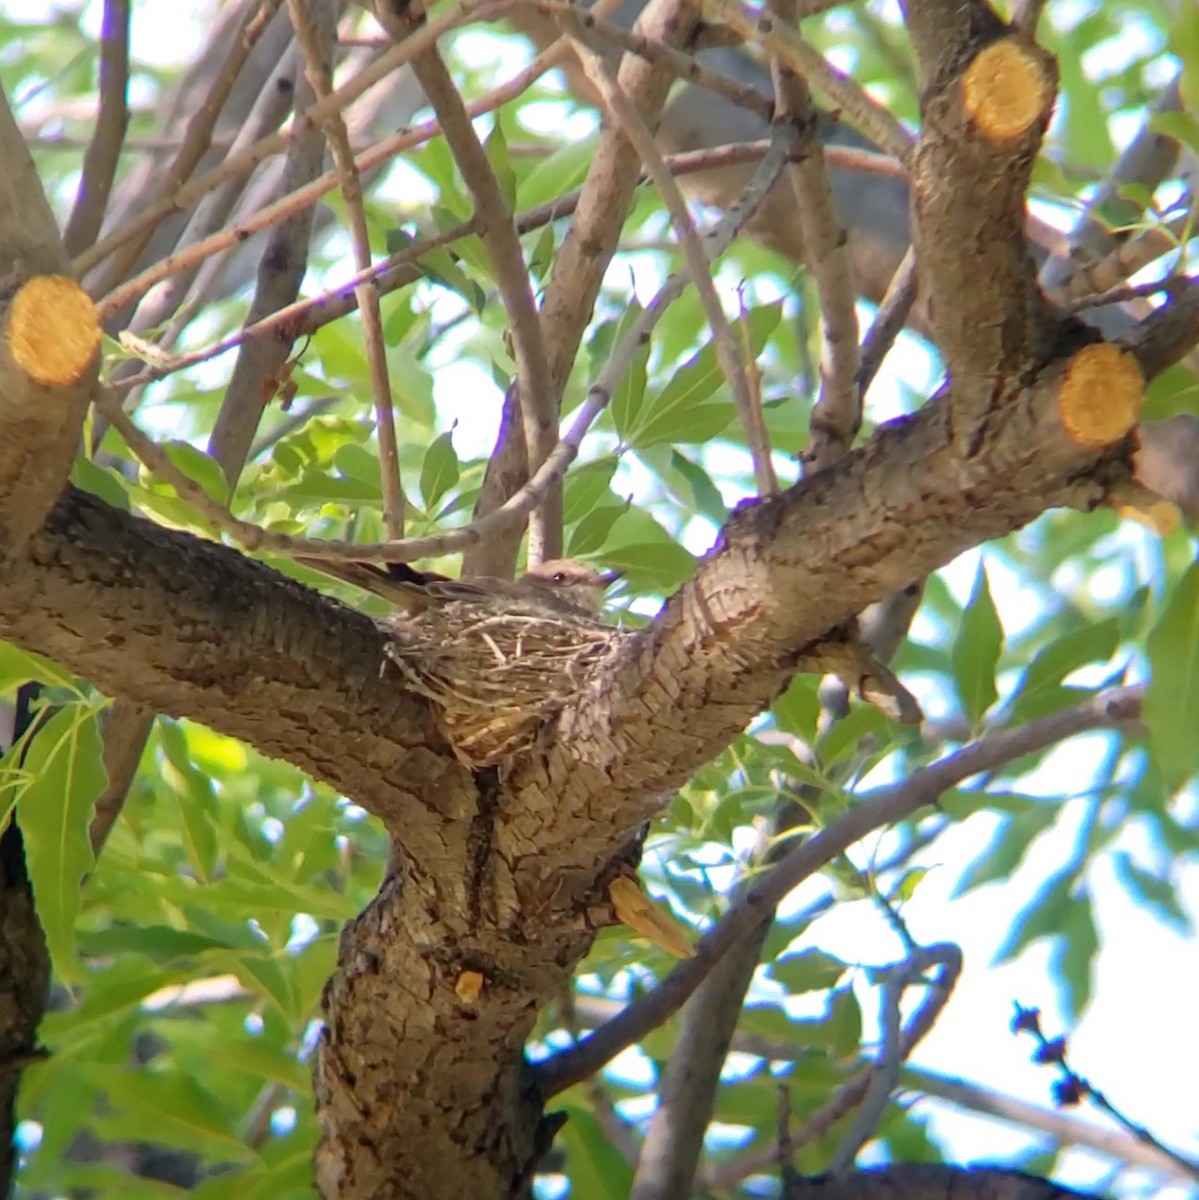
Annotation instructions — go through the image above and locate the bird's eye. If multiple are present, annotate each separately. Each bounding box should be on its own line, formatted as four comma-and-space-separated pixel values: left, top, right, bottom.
553, 571, 567, 583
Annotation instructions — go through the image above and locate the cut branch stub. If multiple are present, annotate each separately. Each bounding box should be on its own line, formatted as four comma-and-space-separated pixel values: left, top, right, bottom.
909, 30, 1059, 408
6, 274, 100, 387
1056, 343, 1144, 449
961, 37, 1052, 141
0, 275, 99, 550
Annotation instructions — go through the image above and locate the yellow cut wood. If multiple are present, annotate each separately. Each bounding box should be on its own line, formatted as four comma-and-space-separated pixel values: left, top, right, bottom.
609, 875, 696, 960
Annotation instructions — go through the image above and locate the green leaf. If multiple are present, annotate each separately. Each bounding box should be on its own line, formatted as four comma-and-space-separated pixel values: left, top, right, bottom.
1169, 0, 1199, 114
75, 924, 236, 962
953, 560, 1003, 724
152, 440, 230, 505
414, 246, 486, 314
521, 138, 594, 208
825, 985, 862, 1061
1144, 561, 1199, 789
1112, 851, 1191, 935
603, 508, 697, 590
626, 302, 782, 448
89, 1068, 249, 1160
556, 1100, 636, 1199
1052, 895, 1097, 1020
529, 221, 555, 281
420, 429, 460, 510
0, 641, 77, 693
950, 805, 1055, 896
563, 457, 617, 525
15, 703, 107, 974
773, 675, 821, 742
608, 300, 650, 438
993, 868, 1074, 963
71, 455, 131, 511
1008, 617, 1120, 723
770, 948, 847, 994
159, 719, 220, 883
668, 450, 728, 525
484, 112, 517, 211
566, 499, 626, 557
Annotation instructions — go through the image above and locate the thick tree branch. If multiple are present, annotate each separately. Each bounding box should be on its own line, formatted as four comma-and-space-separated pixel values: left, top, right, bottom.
902, 3, 1060, 433
0, 488, 456, 829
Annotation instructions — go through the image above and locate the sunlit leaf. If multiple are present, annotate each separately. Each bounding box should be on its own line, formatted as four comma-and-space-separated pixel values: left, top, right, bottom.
1144, 561, 1199, 789
953, 560, 1003, 725
15, 703, 106, 975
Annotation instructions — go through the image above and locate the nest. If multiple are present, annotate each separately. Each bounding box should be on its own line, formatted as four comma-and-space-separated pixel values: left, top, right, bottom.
385, 600, 627, 768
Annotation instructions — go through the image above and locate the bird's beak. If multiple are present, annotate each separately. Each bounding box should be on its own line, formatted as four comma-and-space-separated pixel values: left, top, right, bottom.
599, 568, 624, 588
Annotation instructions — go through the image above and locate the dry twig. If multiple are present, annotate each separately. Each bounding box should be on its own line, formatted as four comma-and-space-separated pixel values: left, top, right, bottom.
289, 0, 403, 537
62, 0, 130, 256
564, 12, 778, 495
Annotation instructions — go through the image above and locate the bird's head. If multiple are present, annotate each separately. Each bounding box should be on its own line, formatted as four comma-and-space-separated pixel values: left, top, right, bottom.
525, 558, 622, 613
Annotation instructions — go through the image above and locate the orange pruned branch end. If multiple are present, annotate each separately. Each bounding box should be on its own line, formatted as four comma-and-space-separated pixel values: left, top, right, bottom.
6, 274, 100, 388
1057, 342, 1143, 449
609, 875, 696, 960
962, 38, 1052, 141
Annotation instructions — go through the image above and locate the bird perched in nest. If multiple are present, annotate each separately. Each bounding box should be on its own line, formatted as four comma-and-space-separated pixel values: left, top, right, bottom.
297, 554, 626, 768
296, 556, 621, 619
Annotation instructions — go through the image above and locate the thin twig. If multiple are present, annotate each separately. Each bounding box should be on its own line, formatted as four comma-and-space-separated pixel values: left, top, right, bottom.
564, 12, 778, 496
767, 0, 859, 471
537, 0, 773, 123
704, 0, 913, 162
856, 244, 917, 400
470, 0, 703, 574
86, 0, 285, 293
1056, 275, 1185, 317
536, 686, 1143, 1096
203, 54, 328, 481
93, 131, 791, 567
709, 945, 961, 1188
1040, 74, 1182, 292
78, 0, 506, 283
827, 944, 960, 1173
404, 38, 560, 558
289, 0, 403, 538
1012, 1005, 1199, 1184
103, 140, 801, 396
1010, 0, 1049, 34
62, 0, 130, 256
1045, 205, 1195, 306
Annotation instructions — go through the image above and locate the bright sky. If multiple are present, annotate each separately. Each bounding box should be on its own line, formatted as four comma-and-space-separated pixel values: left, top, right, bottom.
5, 2, 1198, 1196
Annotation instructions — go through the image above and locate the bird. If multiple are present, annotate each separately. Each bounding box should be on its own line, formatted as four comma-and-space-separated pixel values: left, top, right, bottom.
295, 555, 622, 619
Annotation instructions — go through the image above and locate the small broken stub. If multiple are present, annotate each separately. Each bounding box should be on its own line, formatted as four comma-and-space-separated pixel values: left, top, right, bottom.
454, 970, 485, 1005
1057, 343, 1143, 449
